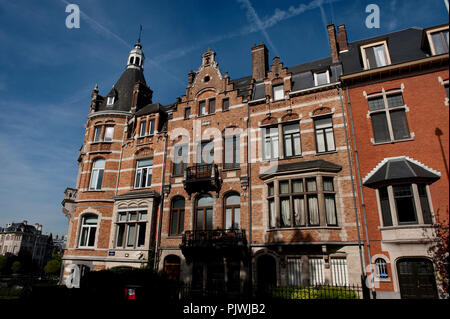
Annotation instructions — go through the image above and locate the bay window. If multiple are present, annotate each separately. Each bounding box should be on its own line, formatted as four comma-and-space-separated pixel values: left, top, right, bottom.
115, 210, 147, 248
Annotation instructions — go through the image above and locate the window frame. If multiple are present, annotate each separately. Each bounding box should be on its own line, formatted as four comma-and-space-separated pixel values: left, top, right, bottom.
93, 126, 102, 142
199, 100, 207, 116
173, 144, 188, 176
184, 107, 191, 119
115, 209, 148, 248
313, 116, 336, 153
106, 96, 115, 106
78, 214, 98, 248
360, 40, 392, 70
224, 193, 241, 230
282, 122, 302, 158
374, 258, 389, 278
367, 90, 411, 144
103, 125, 114, 142
134, 158, 153, 189
314, 70, 330, 86
268, 176, 338, 229
224, 134, 240, 169
222, 98, 230, 112
376, 182, 435, 227
426, 26, 449, 56
169, 197, 185, 236
262, 125, 279, 161
89, 158, 105, 191
273, 84, 284, 101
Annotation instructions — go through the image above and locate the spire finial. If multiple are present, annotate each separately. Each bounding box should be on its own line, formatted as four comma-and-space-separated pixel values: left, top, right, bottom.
138, 25, 142, 43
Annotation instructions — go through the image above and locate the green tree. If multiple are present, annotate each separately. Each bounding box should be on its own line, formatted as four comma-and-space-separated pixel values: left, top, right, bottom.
44, 259, 61, 276
11, 261, 21, 274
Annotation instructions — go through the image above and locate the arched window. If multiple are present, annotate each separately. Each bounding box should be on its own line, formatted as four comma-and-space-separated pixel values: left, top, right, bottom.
79, 214, 98, 247
170, 197, 185, 235
89, 159, 105, 190
375, 258, 388, 278
195, 194, 213, 230
225, 193, 240, 230
129, 56, 134, 64
135, 57, 140, 66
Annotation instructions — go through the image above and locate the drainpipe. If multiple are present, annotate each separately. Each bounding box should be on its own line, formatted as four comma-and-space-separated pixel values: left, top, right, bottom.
154, 131, 169, 270
344, 86, 376, 299
337, 86, 366, 281
247, 101, 253, 297
115, 115, 129, 196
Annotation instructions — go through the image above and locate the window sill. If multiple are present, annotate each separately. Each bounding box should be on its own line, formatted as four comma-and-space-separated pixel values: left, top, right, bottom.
371, 137, 414, 145
376, 277, 391, 282
315, 150, 337, 156
268, 226, 341, 231
197, 113, 215, 118
280, 155, 303, 161
379, 224, 435, 231
76, 247, 96, 250
86, 189, 105, 192
91, 141, 113, 145
167, 235, 183, 239
222, 167, 241, 172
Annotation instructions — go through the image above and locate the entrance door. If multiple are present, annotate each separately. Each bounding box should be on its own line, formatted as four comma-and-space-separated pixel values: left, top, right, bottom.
257, 255, 277, 292
163, 255, 181, 282
397, 258, 438, 299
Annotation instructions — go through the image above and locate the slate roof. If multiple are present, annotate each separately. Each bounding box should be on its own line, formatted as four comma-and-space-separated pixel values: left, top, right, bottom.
363, 157, 441, 188
340, 27, 428, 75
96, 68, 147, 112
1, 222, 41, 234
259, 159, 342, 179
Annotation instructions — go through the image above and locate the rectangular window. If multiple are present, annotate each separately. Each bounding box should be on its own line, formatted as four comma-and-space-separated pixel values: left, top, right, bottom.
314, 70, 330, 86
379, 187, 393, 227
273, 85, 284, 101
309, 258, 325, 285
116, 210, 147, 248
199, 101, 206, 116
209, 99, 216, 114
173, 144, 188, 176
184, 107, 191, 119
283, 123, 301, 157
139, 121, 146, 137
198, 140, 214, 164
93, 126, 102, 142
287, 258, 302, 286
418, 184, 433, 224
135, 158, 153, 188
363, 43, 389, 69
222, 98, 229, 111
107, 96, 115, 106
104, 126, 114, 142
263, 127, 279, 160
224, 135, 240, 169
323, 178, 337, 226
368, 92, 410, 143
314, 117, 335, 153
393, 184, 417, 224
330, 258, 349, 286
431, 30, 449, 55
148, 119, 155, 135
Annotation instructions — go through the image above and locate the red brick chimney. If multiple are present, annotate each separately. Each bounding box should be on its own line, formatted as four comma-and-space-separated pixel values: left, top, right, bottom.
251, 43, 269, 80
327, 23, 339, 63
336, 24, 349, 52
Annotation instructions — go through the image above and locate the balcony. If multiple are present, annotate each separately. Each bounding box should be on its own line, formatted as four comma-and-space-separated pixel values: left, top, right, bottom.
183, 163, 221, 196
180, 229, 247, 261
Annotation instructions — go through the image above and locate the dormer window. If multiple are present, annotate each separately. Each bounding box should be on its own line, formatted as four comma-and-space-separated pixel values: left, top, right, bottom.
361, 41, 391, 70
107, 96, 115, 106
273, 85, 284, 101
427, 26, 449, 55
314, 70, 330, 86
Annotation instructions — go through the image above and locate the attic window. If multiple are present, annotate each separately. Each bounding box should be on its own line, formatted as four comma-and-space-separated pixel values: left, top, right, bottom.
107, 96, 115, 106
427, 27, 449, 55
204, 75, 210, 82
314, 70, 330, 86
360, 41, 391, 70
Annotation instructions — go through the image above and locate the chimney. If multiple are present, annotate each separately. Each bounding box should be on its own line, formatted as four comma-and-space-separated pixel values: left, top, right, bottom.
251, 43, 269, 80
327, 23, 339, 63
336, 24, 348, 52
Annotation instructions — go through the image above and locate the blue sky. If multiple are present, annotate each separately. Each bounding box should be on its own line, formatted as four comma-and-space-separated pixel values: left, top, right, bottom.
0, 0, 448, 236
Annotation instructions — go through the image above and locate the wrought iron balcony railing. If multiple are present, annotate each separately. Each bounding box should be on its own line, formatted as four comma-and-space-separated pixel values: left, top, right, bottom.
181, 229, 247, 248
183, 163, 221, 195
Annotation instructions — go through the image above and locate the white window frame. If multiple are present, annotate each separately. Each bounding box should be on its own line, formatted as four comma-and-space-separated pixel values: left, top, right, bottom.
134, 158, 153, 189
139, 120, 146, 137
426, 26, 449, 56
367, 90, 411, 144
93, 126, 102, 142
313, 116, 336, 153
104, 126, 114, 142
360, 40, 391, 70
78, 215, 98, 248
314, 70, 330, 86
107, 96, 115, 106
273, 85, 284, 101
89, 159, 105, 190
262, 126, 279, 160
115, 209, 148, 249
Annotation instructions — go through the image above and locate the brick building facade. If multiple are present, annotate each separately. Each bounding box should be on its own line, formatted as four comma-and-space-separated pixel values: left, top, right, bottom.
61, 22, 449, 299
